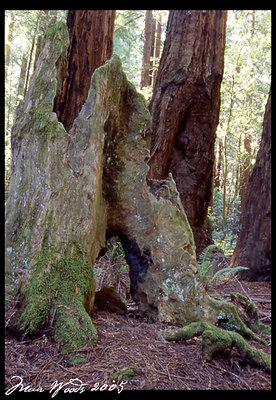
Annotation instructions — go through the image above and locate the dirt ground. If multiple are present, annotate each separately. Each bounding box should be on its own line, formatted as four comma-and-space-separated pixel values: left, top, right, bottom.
5, 276, 271, 392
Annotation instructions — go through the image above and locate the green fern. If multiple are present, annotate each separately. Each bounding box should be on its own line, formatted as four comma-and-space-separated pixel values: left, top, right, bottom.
198, 245, 248, 291
210, 266, 249, 284
198, 245, 218, 289
198, 244, 218, 265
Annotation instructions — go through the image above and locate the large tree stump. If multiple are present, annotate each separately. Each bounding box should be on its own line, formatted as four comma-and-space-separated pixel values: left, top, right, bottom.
5, 22, 268, 357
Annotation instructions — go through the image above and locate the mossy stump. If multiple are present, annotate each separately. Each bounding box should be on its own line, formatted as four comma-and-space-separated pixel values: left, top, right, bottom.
5, 22, 271, 369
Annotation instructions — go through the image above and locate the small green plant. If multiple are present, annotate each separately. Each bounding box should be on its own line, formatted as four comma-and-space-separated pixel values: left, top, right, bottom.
198, 245, 248, 291
110, 365, 140, 382
107, 238, 129, 273
198, 245, 218, 290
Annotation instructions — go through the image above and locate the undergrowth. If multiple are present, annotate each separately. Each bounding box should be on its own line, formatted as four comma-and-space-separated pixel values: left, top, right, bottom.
198, 245, 248, 293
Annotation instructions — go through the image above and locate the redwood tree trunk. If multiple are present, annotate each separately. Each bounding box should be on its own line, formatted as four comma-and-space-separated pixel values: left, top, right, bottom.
231, 89, 271, 281
54, 10, 115, 132
148, 10, 227, 254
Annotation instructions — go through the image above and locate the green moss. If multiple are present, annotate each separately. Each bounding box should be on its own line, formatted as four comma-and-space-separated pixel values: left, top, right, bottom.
230, 292, 271, 335
162, 321, 271, 373
41, 21, 69, 55
215, 300, 267, 345
202, 325, 271, 373
18, 268, 50, 335
17, 238, 98, 352
111, 366, 140, 381
54, 305, 97, 356
162, 321, 209, 341
16, 21, 69, 143
201, 325, 233, 359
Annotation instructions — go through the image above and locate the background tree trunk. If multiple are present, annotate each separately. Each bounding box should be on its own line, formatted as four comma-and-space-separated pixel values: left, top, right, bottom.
140, 10, 155, 89
5, 13, 15, 81
54, 10, 115, 132
33, 35, 42, 72
214, 139, 223, 189
17, 52, 28, 100
148, 10, 227, 255
231, 88, 271, 281
152, 12, 162, 87
239, 11, 255, 212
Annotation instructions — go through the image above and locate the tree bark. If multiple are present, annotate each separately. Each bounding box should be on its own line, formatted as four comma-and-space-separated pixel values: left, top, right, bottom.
231, 88, 271, 281
54, 10, 115, 132
148, 10, 227, 254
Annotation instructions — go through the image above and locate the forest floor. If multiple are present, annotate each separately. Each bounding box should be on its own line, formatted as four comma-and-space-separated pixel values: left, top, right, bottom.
5, 275, 271, 393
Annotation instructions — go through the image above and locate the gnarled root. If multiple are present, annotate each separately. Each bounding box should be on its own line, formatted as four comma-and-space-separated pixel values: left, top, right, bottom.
161, 321, 271, 373
230, 292, 271, 335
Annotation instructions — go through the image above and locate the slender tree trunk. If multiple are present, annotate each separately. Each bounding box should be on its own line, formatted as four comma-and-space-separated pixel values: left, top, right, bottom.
214, 139, 223, 189
23, 11, 44, 98
54, 10, 115, 132
140, 10, 155, 89
152, 12, 162, 87
231, 88, 271, 281
221, 44, 243, 240
5, 13, 15, 134
239, 11, 255, 211
240, 133, 252, 211
148, 10, 227, 254
23, 36, 36, 98
33, 35, 42, 72
17, 52, 28, 100
5, 13, 15, 81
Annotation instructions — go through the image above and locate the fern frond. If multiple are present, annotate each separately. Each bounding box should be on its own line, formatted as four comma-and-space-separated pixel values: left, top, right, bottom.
210, 266, 248, 283
198, 244, 217, 265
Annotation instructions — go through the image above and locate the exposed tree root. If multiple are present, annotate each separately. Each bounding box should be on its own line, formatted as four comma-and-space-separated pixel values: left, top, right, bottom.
158, 293, 271, 373
212, 299, 268, 345
159, 293, 271, 373
160, 304, 271, 373
230, 292, 271, 335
